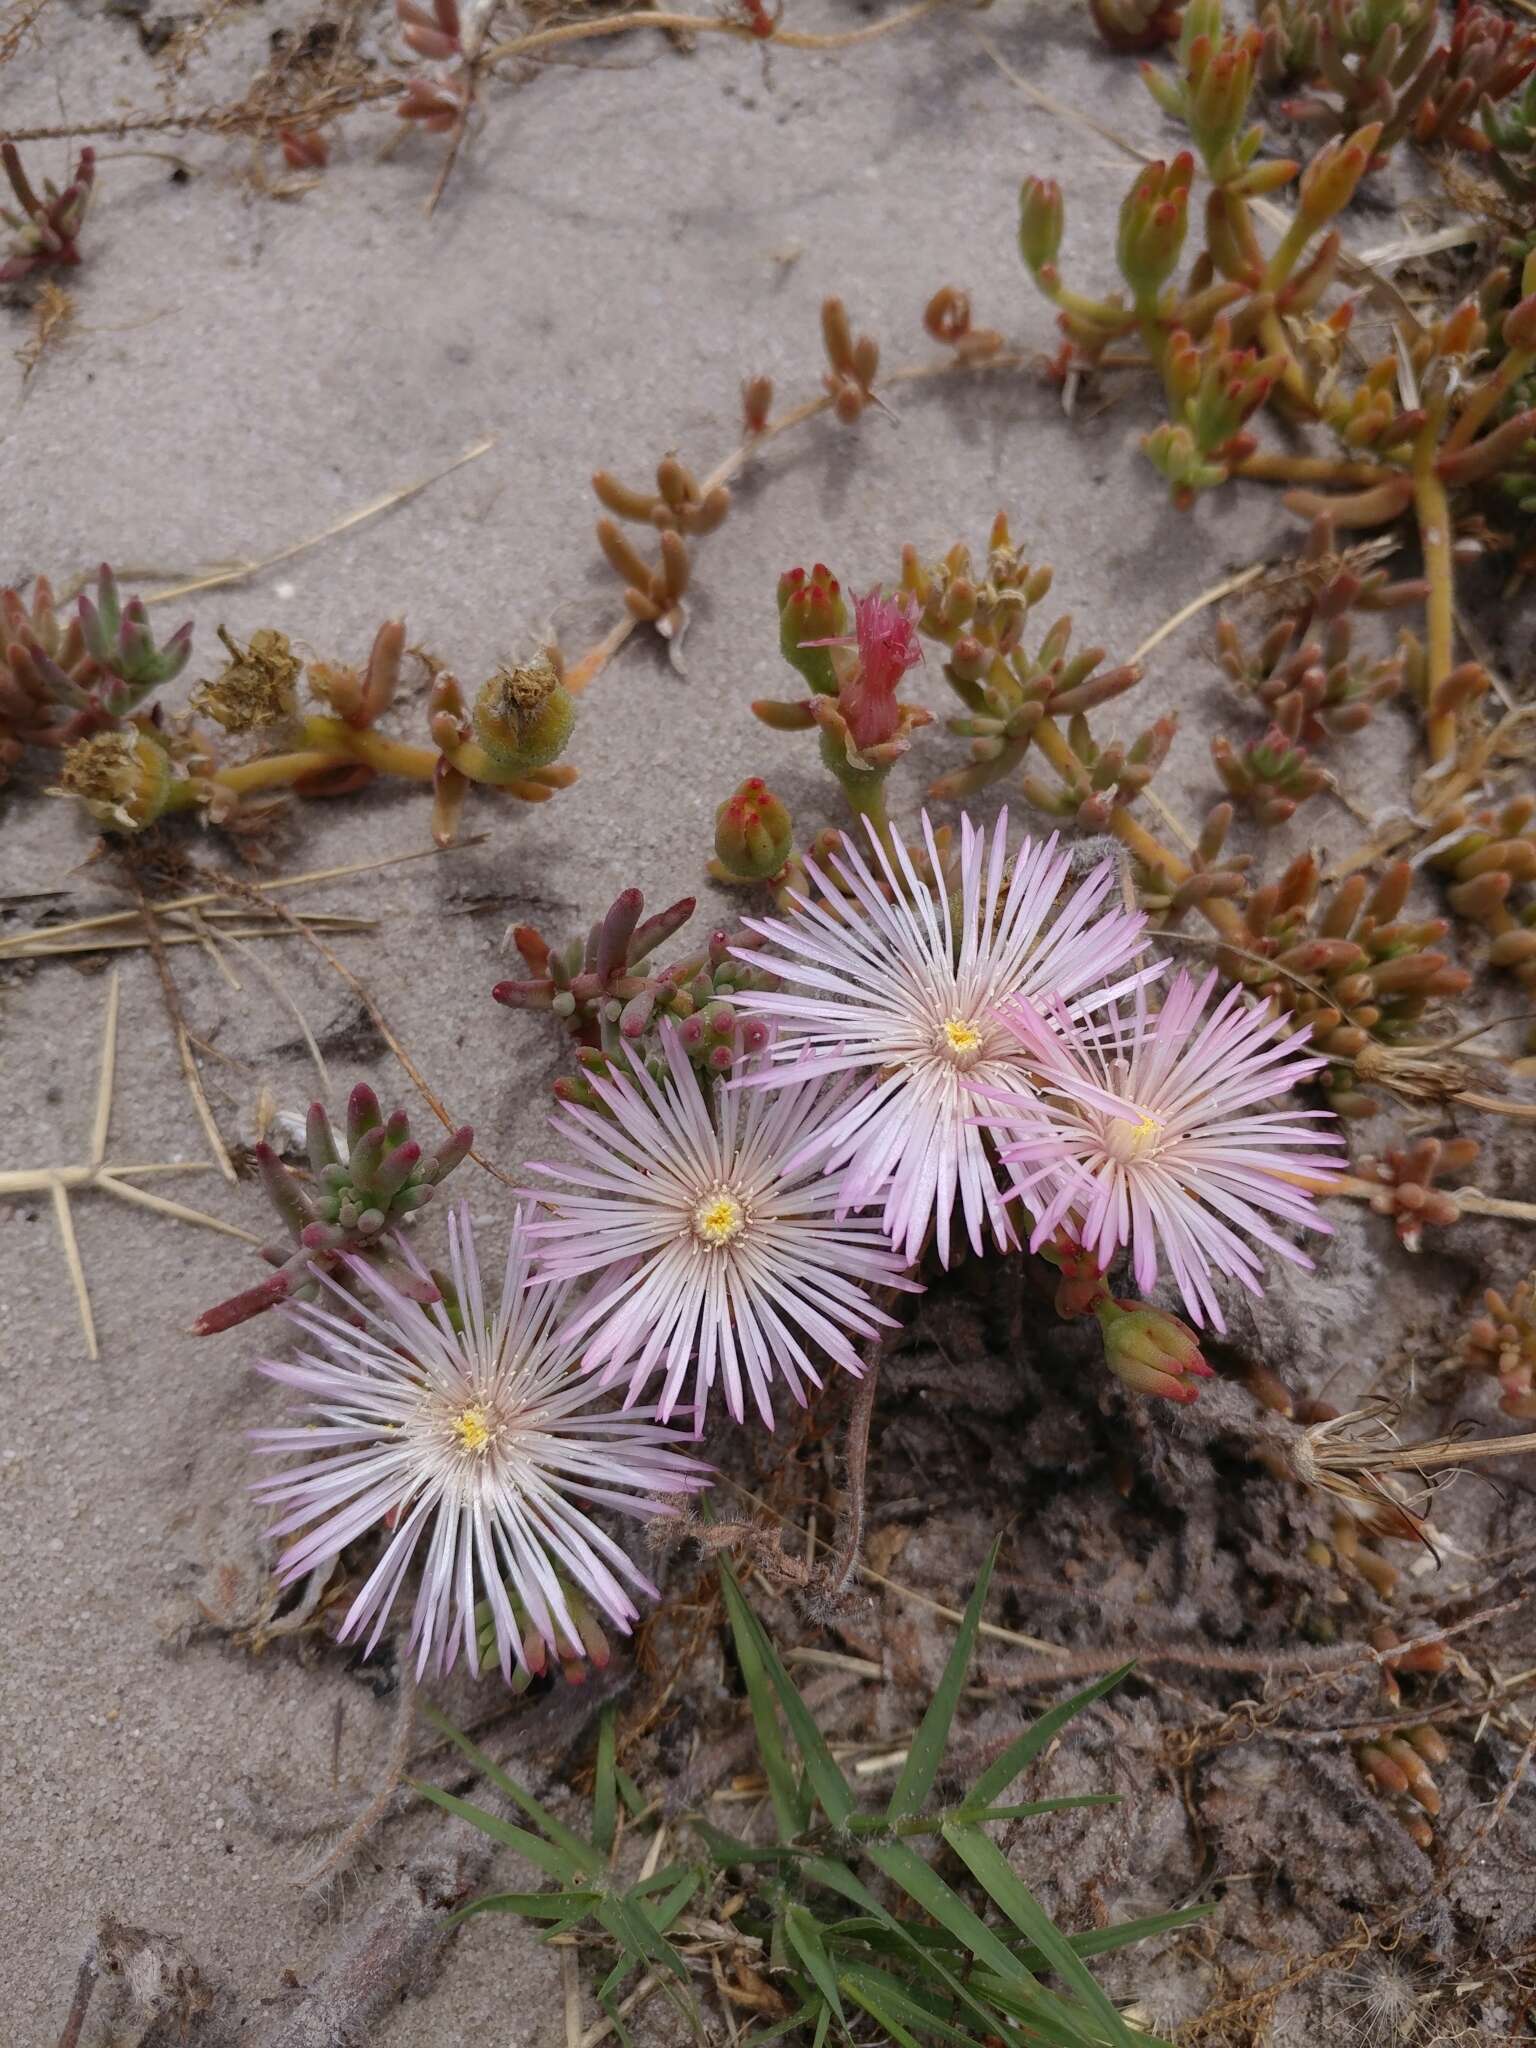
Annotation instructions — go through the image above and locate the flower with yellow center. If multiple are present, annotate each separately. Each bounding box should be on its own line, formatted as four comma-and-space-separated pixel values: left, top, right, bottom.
976, 970, 1343, 1332
450, 1402, 495, 1456
734, 808, 1153, 1265
525, 1026, 918, 1430
252, 1202, 708, 1684
939, 1015, 985, 1068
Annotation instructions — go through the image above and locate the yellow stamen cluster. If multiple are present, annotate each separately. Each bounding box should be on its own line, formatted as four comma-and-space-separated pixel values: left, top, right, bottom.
451, 1404, 495, 1455
693, 1191, 747, 1246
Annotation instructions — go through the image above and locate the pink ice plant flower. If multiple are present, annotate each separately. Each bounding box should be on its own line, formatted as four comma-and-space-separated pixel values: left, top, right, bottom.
250, 1202, 708, 1683
733, 810, 1154, 1266
806, 585, 925, 752
522, 1024, 918, 1431
979, 968, 1342, 1329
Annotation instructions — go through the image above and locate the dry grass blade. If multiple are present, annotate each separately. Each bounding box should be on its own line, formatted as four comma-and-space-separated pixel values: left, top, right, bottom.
130, 882, 237, 1183
209, 869, 512, 1186
1, 973, 258, 1359
0, 839, 475, 959
140, 437, 495, 606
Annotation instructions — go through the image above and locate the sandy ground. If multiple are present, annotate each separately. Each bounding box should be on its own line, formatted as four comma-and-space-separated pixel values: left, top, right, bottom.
3, 0, 1534, 2041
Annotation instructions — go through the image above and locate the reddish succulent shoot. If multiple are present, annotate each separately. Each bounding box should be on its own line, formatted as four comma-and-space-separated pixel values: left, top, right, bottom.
804, 587, 925, 752
398, 0, 462, 58
0, 143, 95, 284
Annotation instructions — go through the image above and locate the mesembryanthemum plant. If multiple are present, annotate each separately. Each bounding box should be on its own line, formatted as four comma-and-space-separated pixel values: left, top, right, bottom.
251, 1203, 710, 1682
523, 1023, 918, 1430
732, 809, 1152, 1265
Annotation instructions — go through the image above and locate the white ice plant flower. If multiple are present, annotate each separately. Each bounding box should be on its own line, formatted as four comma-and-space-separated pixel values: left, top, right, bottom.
251, 1202, 708, 1683
522, 1024, 918, 1430
732, 809, 1153, 1265
978, 968, 1342, 1328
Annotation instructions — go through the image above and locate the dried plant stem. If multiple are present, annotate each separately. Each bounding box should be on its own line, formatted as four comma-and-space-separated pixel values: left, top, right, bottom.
53, 1943, 96, 2048
0, 839, 472, 959
299, 1662, 417, 1891
1130, 565, 1267, 664
1, 973, 258, 1359
210, 870, 512, 1186
483, 0, 954, 67
6, 0, 950, 149
1284, 1167, 1536, 1225
1413, 420, 1459, 765
139, 437, 494, 607
131, 882, 237, 1183
821, 1338, 882, 1605
0, 920, 371, 962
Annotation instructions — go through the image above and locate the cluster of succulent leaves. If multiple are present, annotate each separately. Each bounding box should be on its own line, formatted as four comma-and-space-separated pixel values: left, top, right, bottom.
1254, 0, 1536, 151
1027, 0, 1536, 522
422, 1543, 1205, 2046
1, 563, 580, 844
193, 1083, 472, 1334
493, 884, 781, 1104
1, 142, 94, 283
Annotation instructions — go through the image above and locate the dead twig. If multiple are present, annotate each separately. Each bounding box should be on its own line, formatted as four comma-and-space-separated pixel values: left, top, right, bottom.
128, 876, 238, 1183
299, 1662, 417, 1892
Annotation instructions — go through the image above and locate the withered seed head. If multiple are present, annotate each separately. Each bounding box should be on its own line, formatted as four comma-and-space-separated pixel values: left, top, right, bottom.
191, 627, 301, 734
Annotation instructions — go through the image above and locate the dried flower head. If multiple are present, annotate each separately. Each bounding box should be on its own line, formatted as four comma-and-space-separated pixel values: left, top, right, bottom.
252, 1203, 708, 1682
524, 1026, 917, 1429
54, 726, 181, 829
190, 627, 302, 734
734, 811, 1151, 1264
982, 968, 1341, 1329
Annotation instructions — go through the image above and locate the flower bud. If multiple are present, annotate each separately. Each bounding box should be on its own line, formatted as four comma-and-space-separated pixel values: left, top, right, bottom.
471, 652, 576, 775
777, 565, 846, 695
1018, 176, 1064, 277
1095, 1297, 1213, 1402
714, 777, 793, 880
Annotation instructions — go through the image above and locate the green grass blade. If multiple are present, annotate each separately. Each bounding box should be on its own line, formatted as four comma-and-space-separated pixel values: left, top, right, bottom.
837, 1963, 986, 2047
718, 1564, 854, 1828
593, 1704, 618, 1856
418, 1704, 603, 1876
411, 1781, 584, 1883
784, 1905, 846, 2030
942, 1822, 1134, 2048
805, 1854, 1027, 2043
615, 1765, 647, 1819
1065, 1904, 1213, 1960
717, 1562, 812, 1838
887, 1536, 1001, 1824
689, 1818, 807, 1867
597, 1985, 637, 2048
444, 1889, 592, 1931
848, 1794, 1119, 1838
635, 1868, 702, 1933
967, 1665, 1136, 1809
865, 1840, 1034, 1984
838, 1972, 926, 2048
597, 1890, 691, 1985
